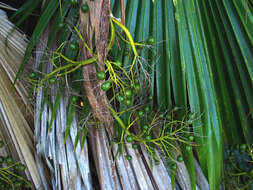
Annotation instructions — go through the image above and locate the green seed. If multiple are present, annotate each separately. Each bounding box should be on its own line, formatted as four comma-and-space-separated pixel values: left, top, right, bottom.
101, 81, 111, 91
5, 155, 14, 165
240, 144, 247, 150
70, 42, 79, 51
70, 0, 78, 6
145, 135, 151, 141
126, 135, 134, 143
49, 77, 56, 84
188, 136, 194, 141
144, 106, 150, 112
142, 125, 149, 131
177, 155, 183, 162
132, 143, 138, 149
125, 89, 132, 98
81, 3, 89, 13
147, 36, 155, 45
117, 95, 125, 102
24, 181, 32, 188
138, 110, 144, 117
185, 145, 191, 151
14, 181, 22, 188
125, 99, 131, 106
58, 22, 64, 28
29, 72, 36, 79
135, 84, 140, 91
171, 163, 177, 170
115, 60, 122, 67
125, 155, 132, 161
148, 95, 153, 101
96, 71, 106, 80
15, 163, 26, 172
71, 96, 78, 103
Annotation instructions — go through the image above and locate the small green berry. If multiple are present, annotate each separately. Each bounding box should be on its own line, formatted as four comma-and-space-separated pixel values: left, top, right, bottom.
15, 163, 26, 172
239, 144, 247, 151
177, 155, 183, 162
126, 135, 134, 143
148, 95, 153, 101
188, 136, 194, 141
147, 36, 155, 45
70, 41, 79, 51
70, 0, 78, 6
71, 96, 78, 103
132, 143, 138, 149
125, 155, 132, 161
115, 60, 122, 67
49, 77, 56, 84
14, 181, 22, 188
172, 106, 181, 112
135, 84, 140, 91
171, 163, 177, 170
145, 135, 151, 141
96, 71, 106, 80
24, 181, 32, 188
142, 125, 149, 131
185, 145, 192, 151
125, 89, 132, 98
101, 81, 111, 91
5, 155, 14, 165
144, 106, 150, 112
58, 22, 65, 28
29, 72, 36, 79
125, 99, 131, 106
81, 3, 89, 13
138, 110, 144, 117
166, 114, 172, 120
117, 95, 125, 102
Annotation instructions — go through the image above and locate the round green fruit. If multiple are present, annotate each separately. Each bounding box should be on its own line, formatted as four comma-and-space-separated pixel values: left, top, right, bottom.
171, 163, 177, 170
125, 155, 132, 161
29, 72, 37, 79
96, 71, 106, 80
142, 125, 149, 131
125, 89, 132, 98
15, 163, 26, 172
148, 95, 153, 101
81, 3, 89, 13
188, 136, 194, 141
132, 143, 138, 149
71, 96, 78, 103
126, 135, 134, 143
135, 84, 140, 91
49, 77, 56, 84
177, 155, 183, 162
5, 155, 14, 165
70, 41, 79, 51
14, 181, 22, 188
101, 81, 111, 91
58, 22, 65, 29
147, 37, 155, 45
125, 99, 131, 106
239, 144, 247, 150
115, 60, 122, 67
185, 145, 192, 151
145, 135, 151, 141
117, 95, 125, 102
144, 106, 150, 112
70, 0, 78, 6
138, 110, 144, 117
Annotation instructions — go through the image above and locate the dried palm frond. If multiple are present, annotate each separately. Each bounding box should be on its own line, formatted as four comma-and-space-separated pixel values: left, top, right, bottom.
0, 10, 43, 189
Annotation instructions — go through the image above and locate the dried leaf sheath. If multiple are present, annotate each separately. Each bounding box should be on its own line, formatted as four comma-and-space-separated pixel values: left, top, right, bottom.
80, 0, 113, 135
